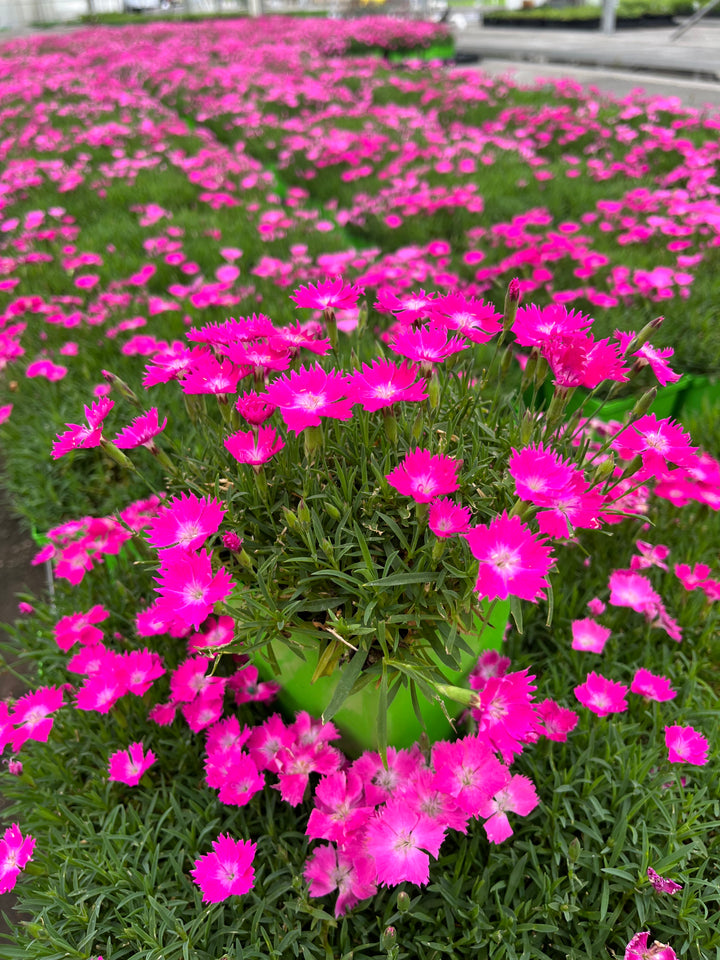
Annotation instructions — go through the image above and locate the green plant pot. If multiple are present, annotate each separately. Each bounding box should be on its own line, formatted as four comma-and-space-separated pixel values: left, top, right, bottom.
254, 601, 509, 754
676, 374, 720, 419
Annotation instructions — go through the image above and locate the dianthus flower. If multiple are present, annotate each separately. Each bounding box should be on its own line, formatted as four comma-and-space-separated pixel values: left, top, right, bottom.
664, 725, 709, 765
429, 293, 502, 343
262, 364, 354, 434
364, 800, 447, 886
472, 669, 541, 761
512, 303, 593, 348
647, 867, 682, 895
113, 408, 167, 449
306, 769, 375, 845
0, 824, 36, 895
145, 493, 225, 552
611, 415, 697, 474
374, 288, 436, 322
431, 735, 510, 817
54, 604, 109, 651
476, 774, 539, 843
571, 618, 611, 654
464, 513, 554, 603
154, 550, 235, 631
190, 834, 256, 902
51, 398, 114, 459
291, 278, 363, 312
534, 698, 579, 742
108, 742, 156, 786
574, 672, 628, 717
225, 425, 284, 467
304, 843, 377, 917
235, 390, 276, 425
389, 321, 469, 369
347, 359, 427, 411
608, 570, 661, 615
10, 686, 65, 752
631, 669, 676, 702
624, 932, 677, 960
428, 497, 471, 537
386, 448, 461, 503
181, 355, 247, 396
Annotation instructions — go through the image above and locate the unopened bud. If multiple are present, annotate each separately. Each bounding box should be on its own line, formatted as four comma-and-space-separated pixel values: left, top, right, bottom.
384, 409, 398, 445
520, 348, 539, 392
321, 538, 334, 560
593, 455, 615, 483
381, 927, 397, 952
323, 307, 338, 350
222, 532, 244, 552
304, 424, 323, 459
500, 344, 514, 379
411, 407, 424, 442
627, 387, 657, 422
397, 891, 411, 913
101, 369, 141, 407
357, 300, 368, 338
99, 440, 136, 471
502, 278, 521, 333
297, 500, 311, 525
520, 409, 535, 445
282, 506, 300, 532
568, 836, 581, 864
427, 373, 440, 410
324, 502, 341, 522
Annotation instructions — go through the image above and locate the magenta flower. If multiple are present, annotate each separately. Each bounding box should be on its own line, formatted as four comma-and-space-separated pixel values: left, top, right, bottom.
113, 408, 168, 449
0, 824, 36, 895
263, 364, 354, 435
431, 735, 510, 817
571, 618, 611, 654
574, 672, 628, 717
235, 390, 276, 425
10, 686, 65, 752
145, 493, 225, 552
612, 415, 697, 473
181, 354, 246, 396
291, 277, 363, 311
631, 669, 676, 702
108, 742, 157, 786
464, 513, 554, 603
190, 834, 256, 902
306, 769, 375, 845
624, 932, 677, 960
225, 425, 285, 467
51, 398, 114, 459
476, 774, 539, 844
647, 867, 682, 895
608, 570, 661, 615
154, 550, 235, 631
364, 800, 447, 886
428, 498, 471, 537
535, 699, 579, 742
664, 725, 709, 765
304, 843, 377, 917
54, 604, 109, 651
347, 359, 427, 412
389, 321, 469, 368
386, 448, 461, 503
429, 293, 502, 344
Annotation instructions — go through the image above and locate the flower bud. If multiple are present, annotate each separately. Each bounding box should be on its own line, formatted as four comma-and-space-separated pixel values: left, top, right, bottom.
101, 369, 141, 407
282, 506, 300, 532
624, 316, 664, 356
592, 455, 615, 484
502, 277, 521, 333
384, 409, 398, 445
223, 532, 244, 552
627, 387, 657, 421
567, 836, 581, 864
381, 926, 397, 952
427, 373, 441, 410
304, 424, 323, 460
500, 344, 514, 379
323, 307, 338, 350
357, 299, 368, 338
397, 891, 411, 913
99, 440, 136, 471
297, 500, 311, 525
324, 502, 341, 521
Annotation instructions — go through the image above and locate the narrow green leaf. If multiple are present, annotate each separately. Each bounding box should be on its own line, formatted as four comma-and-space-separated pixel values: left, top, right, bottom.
322, 641, 370, 722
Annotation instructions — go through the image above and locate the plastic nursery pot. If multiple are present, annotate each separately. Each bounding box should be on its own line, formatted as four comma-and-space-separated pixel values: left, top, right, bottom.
255, 601, 510, 755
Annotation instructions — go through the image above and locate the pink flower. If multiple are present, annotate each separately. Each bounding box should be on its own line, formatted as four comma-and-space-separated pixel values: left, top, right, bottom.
364, 800, 447, 886
51, 398, 114, 459
631, 669, 676, 702
347, 359, 427, 411
647, 867, 682, 895
291, 278, 363, 311
664, 725, 709, 765
304, 843, 376, 917
54, 604, 109, 651
624, 932, 677, 960
574, 672, 628, 717
306, 769, 374, 845
181, 355, 246, 396
386, 448, 461, 503
429, 293, 502, 344
225, 426, 284, 467
612, 415, 697, 474
10, 686, 65, 752
630, 541, 670, 572
571, 618, 611, 654
476, 774, 539, 843
145, 493, 225, 552
114, 408, 167, 449
431, 735, 510, 817
154, 550, 235, 631
0, 824, 36, 895
428, 498, 471, 537
513, 303, 592, 348
108, 742, 156, 786
190, 834, 256, 902
535, 699, 579, 742
389, 321, 469, 369
608, 570, 661, 615
262, 364, 354, 435
464, 513, 554, 603
235, 390, 276, 425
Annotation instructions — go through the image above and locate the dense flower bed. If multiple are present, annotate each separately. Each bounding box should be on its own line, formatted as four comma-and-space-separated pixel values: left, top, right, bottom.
0, 17, 718, 960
